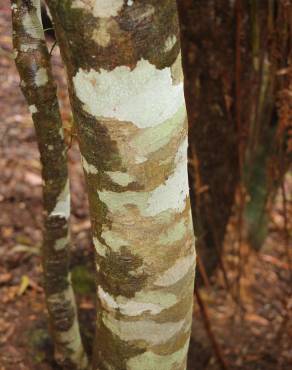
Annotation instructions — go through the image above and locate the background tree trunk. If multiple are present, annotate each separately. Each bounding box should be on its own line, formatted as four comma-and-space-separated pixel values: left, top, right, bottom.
177, 0, 239, 278
47, 1, 196, 369
11, 1, 88, 368
178, 0, 291, 277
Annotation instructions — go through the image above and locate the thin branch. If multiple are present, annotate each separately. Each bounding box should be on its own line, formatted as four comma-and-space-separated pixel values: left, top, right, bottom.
195, 287, 229, 370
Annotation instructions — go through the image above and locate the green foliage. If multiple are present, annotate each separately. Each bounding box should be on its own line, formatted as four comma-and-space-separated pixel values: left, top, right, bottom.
71, 265, 95, 295
28, 327, 50, 364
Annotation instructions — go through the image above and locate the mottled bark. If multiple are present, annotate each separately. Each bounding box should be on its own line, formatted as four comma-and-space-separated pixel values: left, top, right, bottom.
11, 1, 88, 369
46, 1, 196, 369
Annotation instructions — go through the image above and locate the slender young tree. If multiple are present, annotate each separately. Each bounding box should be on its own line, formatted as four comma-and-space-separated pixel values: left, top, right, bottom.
11, 1, 88, 369
46, 0, 196, 369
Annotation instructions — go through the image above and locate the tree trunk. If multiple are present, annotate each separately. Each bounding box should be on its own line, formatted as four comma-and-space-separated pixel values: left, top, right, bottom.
11, 1, 88, 369
177, 0, 239, 277
178, 0, 291, 271
47, 1, 196, 369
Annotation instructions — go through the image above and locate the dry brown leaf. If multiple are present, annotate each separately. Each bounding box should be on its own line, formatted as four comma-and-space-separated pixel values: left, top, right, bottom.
245, 313, 269, 326
24, 172, 42, 186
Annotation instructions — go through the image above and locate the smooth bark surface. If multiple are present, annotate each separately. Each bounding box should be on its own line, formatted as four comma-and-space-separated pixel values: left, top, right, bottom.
46, 1, 196, 369
11, 1, 88, 368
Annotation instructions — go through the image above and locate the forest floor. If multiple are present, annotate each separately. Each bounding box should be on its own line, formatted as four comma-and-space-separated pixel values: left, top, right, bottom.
0, 4, 291, 370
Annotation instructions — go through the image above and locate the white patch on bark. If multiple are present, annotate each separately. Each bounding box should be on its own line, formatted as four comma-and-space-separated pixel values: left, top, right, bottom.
81, 156, 98, 175
164, 35, 177, 52
56, 319, 87, 367
98, 191, 147, 215
94, 0, 124, 17
127, 339, 189, 370
129, 3, 154, 22
101, 228, 129, 251
98, 286, 177, 316
102, 313, 186, 345
134, 155, 147, 164
154, 253, 196, 287
127, 0, 134, 5
146, 137, 189, 215
22, 11, 43, 40
73, 59, 184, 128
159, 218, 187, 246
29, 104, 38, 114
35, 67, 48, 87
92, 23, 111, 47
58, 319, 80, 347
171, 52, 184, 85
98, 139, 189, 217
50, 180, 70, 219
130, 105, 186, 163
48, 285, 88, 368
58, 127, 64, 140
72, 0, 124, 18
20, 44, 38, 52
54, 236, 68, 251
93, 237, 107, 257
106, 171, 135, 186
98, 286, 118, 308
30, 0, 42, 23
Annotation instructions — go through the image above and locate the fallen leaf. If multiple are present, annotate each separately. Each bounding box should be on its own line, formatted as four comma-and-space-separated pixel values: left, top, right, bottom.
24, 172, 42, 186
245, 313, 269, 326
260, 254, 289, 270
18, 275, 30, 295
0, 272, 12, 285
9, 244, 40, 256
